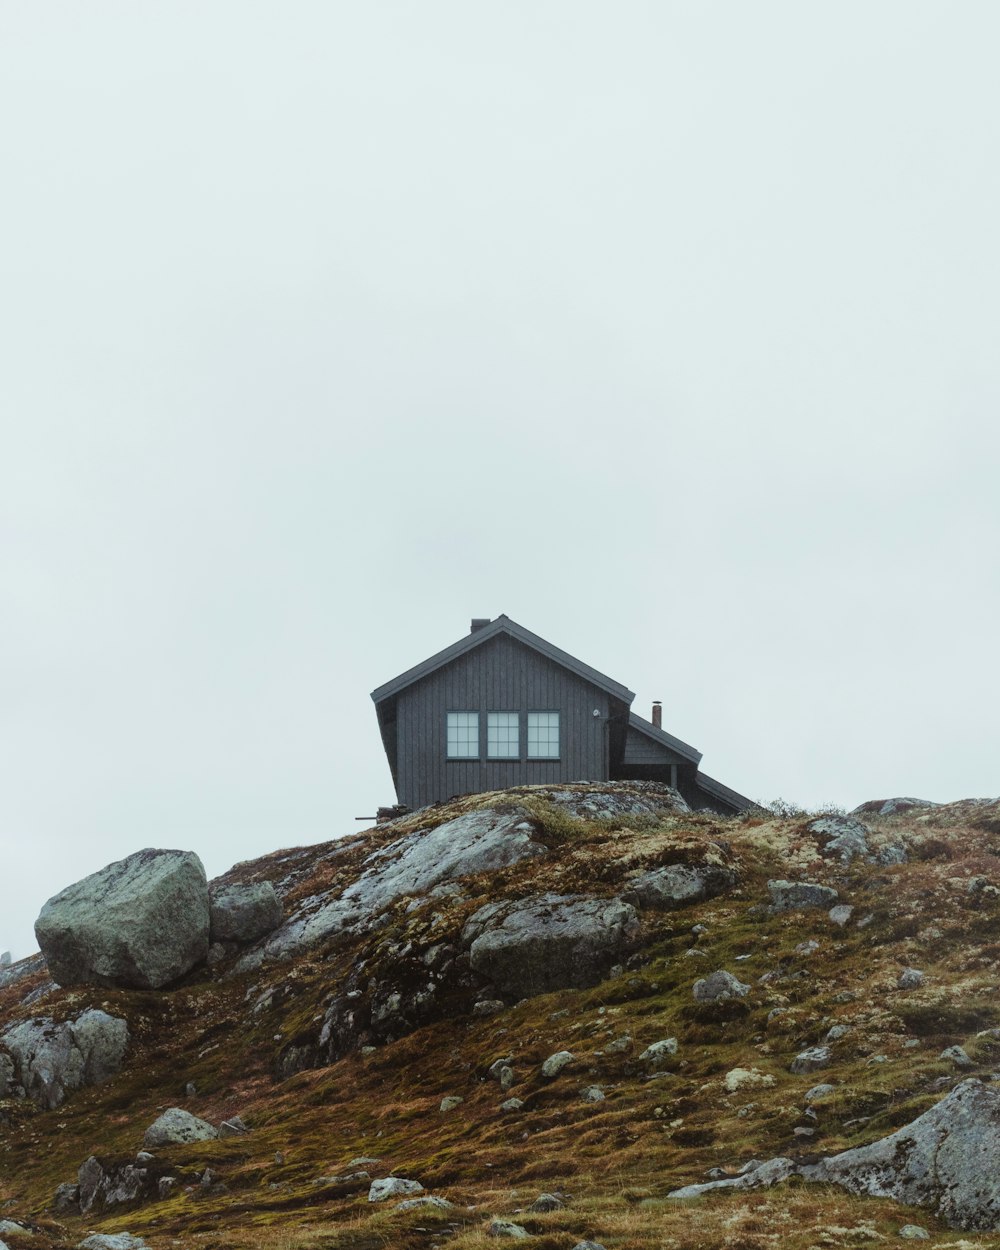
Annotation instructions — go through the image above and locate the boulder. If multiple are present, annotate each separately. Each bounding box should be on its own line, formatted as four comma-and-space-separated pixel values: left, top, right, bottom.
767, 880, 838, 912
1, 1009, 129, 1110
209, 881, 283, 944
463, 893, 640, 998
487, 1219, 530, 1238
801, 1079, 1000, 1229
541, 1050, 574, 1078
809, 816, 871, 862
639, 1038, 678, 1067
35, 849, 210, 990
624, 863, 734, 910
898, 968, 925, 989
78, 1237, 148, 1250
243, 805, 547, 967
143, 1108, 218, 1148
78, 1156, 158, 1214
693, 970, 749, 1003
369, 1177, 424, 1202
791, 1046, 832, 1074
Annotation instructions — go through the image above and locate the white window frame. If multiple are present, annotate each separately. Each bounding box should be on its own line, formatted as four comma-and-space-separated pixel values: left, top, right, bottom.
527, 710, 560, 759
446, 711, 479, 759
487, 711, 520, 759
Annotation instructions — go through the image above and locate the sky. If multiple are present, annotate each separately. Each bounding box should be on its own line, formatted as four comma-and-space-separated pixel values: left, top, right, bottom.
2, 2, 999, 960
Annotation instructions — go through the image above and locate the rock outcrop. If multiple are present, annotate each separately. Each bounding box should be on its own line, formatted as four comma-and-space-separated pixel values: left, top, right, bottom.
0, 1009, 128, 1109
143, 1107, 218, 1148
624, 863, 734, 910
462, 893, 640, 998
35, 850, 209, 990
209, 881, 283, 944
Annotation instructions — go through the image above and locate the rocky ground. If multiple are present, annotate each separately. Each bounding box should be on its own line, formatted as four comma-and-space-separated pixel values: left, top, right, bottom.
3, 783, 1000, 1249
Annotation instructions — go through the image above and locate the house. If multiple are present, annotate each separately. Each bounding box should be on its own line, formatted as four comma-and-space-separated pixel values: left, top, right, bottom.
370, 615, 752, 816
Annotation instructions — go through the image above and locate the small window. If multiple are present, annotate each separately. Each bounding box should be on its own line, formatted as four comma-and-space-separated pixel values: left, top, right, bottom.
488, 711, 520, 758
447, 711, 479, 758
527, 711, 560, 758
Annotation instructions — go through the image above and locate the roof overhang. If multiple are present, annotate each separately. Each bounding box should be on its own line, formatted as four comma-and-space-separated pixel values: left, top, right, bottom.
627, 711, 702, 765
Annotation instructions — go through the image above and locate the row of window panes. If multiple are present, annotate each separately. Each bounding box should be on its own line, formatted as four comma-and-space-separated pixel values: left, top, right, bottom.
447, 711, 559, 759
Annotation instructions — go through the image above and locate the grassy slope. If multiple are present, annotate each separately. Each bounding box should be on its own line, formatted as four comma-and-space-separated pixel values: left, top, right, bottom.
3, 789, 1000, 1250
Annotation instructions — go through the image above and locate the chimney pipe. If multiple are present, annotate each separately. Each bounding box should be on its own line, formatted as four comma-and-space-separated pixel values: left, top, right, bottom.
652, 701, 662, 729
470, 618, 490, 633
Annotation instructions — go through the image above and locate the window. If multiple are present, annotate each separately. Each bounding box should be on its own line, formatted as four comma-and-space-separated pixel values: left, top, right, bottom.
447, 711, 479, 758
527, 711, 560, 758
488, 711, 520, 758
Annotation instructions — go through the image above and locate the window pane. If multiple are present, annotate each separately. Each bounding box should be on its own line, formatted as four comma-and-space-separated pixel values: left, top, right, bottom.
527, 711, 559, 758
487, 711, 519, 758
447, 711, 479, 758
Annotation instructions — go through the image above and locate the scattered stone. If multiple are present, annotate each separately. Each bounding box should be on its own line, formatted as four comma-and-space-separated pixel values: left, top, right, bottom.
829, 905, 854, 927
791, 1047, 832, 1075
219, 1116, 249, 1137
623, 863, 734, 910
898, 1226, 930, 1240
529, 1192, 565, 1212
463, 893, 640, 998
487, 1219, 530, 1238
143, 1107, 219, 1148
693, 970, 749, 1002
795, 940, 820, 956
571, 1243, 607, 1250
208, 881, 283, 944
825, 1025, 850, 1043
77, 1156, 156, 1214
581, 1085, 605, 1102
639, 1038, 678, 1066
898, 968, 925, 990
724, 1067, 775, 1093
604, 1034, 632, 1054
941, 1046, 974, 1068
440, 1095, 464, 1112
396, 1195, 455, 1212
78, 1236, 148, 1250
805, 1083, 836, 1102
809, 816, 871, 862
541, 1050, 574, 1079
35, 849, 210, 990
473, 1000, 506, 1017
500, 1098, 524, 1112
52, 1182, 80, 1213
767, 881, 839, 912
369, 1177, 424, 1202
158, 1177, 178, 1198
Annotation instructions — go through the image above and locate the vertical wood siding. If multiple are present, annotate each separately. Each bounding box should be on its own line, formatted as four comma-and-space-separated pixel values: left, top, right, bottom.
395, 633, 610, 810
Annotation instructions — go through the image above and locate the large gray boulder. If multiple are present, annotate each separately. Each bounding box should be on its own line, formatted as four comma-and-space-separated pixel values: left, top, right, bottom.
35, 849, 210, 989
801, 1080, 1000, 1229
143, 1107, 218, 1148
1, 1009, 128, 1110
462, 893, 640, 998
625, 863, 734, 910
767, 880, 838, 912
209, 881, 283, 944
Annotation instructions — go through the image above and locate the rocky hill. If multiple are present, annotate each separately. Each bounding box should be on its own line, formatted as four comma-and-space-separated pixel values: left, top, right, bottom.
3, 782, 1000, 1250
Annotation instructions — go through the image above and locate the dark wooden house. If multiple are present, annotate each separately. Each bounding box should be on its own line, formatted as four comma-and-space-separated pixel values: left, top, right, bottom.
371, 616, 751, 816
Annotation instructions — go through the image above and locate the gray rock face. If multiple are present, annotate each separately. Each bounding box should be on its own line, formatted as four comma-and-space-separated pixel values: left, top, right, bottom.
368, 1177, 424, 1202
693, 970, 750, 1003
35, 849, 209, 990
0, 952, 48, 992
624, 863, 734, 910
209, 881, 283, 944
767, 880, 839, 912
463, 893, 640, 998
1, 1009, 128, 1110
243, 806, 547, 967
852, 797, 938, 817
78, 1156, 157, 1215
801, 1079, 1000, 1229
791, 1046, 832, 1074
809, 816, 871, 862
78, 1236, 148, 1250
143, 1107, 218, 1148
544, 784, 689, 820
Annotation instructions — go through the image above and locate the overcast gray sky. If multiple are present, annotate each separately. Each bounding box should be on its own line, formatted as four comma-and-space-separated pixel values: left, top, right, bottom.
3, 3, 998, 959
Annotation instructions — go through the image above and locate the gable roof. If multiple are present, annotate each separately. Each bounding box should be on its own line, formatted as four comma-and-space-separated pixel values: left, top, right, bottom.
695, 770, 754, 812
627, 710, 702, 765
371, 615, 636, 706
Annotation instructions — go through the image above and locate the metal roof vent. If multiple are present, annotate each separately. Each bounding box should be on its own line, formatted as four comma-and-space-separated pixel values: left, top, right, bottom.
470, 618, 491, 633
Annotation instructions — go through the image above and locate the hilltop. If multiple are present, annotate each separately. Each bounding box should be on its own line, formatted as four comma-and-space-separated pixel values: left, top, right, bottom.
3, 783, 1000, 1250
